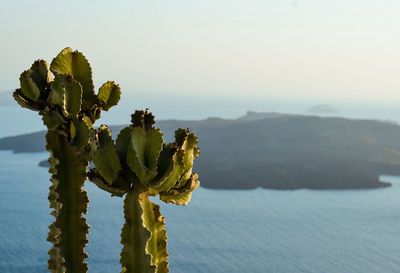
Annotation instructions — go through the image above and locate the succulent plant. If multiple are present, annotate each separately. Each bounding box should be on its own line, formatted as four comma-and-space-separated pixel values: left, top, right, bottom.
13, 47, 200, 273
13, 47, 121, 273
88, 109, 200, 273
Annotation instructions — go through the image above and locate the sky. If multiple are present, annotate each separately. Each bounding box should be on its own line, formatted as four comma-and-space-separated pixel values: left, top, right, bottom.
1, 0, 400, 119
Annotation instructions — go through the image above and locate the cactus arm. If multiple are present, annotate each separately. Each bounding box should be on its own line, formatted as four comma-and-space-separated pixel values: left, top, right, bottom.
175, 129, 199, 187
19, 70, 41, 101
93, 125, 121, 184
121, 190, 155, 273
116, 127, 132, 162
152, 148, 185, 192
30, 59, 53, 90
13, 88, 40, 110
48, 74, 64, 106
98, 81, 121, 111
140, 194, 169, 273
159, 173, 200, 206
46, 131, 89, 273
126, 127, 163, 183
154, 129, 199, 192
63, 76, 82, 118
88, 169, 126, 197
50, 47, 96, 109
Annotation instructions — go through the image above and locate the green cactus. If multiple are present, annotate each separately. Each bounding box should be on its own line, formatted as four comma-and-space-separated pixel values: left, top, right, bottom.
13, 48, 121, 273
88, 110, 200, 273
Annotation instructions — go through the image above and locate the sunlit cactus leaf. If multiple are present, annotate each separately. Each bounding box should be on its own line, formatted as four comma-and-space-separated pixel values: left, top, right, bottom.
152, 146, 185, 193
93, 126, 121, 184
63, 75, 82, 118
13, 89, 38, 110
121, 191, 155, 273
126, 127, 163, 184
50, 47, 95, 109
19, 70, 41, 101
140, 194, 169, 273
159, 173, 200, 206
70, 119, 90, 148
175, 129, 200, 187
48, 74, 64, 106
98, 81, 121, 111
81, 115, 92, 129
87, 169, 126, 197
30, 59, 53, 90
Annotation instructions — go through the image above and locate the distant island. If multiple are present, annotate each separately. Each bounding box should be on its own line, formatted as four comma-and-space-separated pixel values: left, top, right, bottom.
2, 111, 400, 190
307, 104, 338, 114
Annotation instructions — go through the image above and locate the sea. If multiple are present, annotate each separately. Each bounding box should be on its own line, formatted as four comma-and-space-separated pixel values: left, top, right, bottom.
2, 100, 400, 273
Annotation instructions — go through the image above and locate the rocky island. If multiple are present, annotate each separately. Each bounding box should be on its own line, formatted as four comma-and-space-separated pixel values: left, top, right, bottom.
307, 104, 338, 114
2, 112, 400, 190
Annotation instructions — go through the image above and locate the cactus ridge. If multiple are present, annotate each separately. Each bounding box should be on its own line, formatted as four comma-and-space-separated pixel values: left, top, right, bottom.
140, 194, 169, 273
46, 131, 90, 273
121, 191, 155, 273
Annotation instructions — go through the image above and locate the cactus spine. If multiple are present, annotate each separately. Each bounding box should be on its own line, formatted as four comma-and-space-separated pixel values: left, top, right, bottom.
13, 48, 121, 273
88, 110, 200, 273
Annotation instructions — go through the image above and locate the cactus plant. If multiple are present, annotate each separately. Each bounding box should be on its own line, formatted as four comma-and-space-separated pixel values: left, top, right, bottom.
13, 48, 121, 273
88, 109, 200, 273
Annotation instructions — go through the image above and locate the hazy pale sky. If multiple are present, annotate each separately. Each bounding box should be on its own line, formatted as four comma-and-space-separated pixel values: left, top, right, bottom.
1, 0, 400, 104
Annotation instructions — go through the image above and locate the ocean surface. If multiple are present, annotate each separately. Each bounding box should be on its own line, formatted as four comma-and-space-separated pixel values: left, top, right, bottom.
1, 150, 400, 273
3, 102, 400, 273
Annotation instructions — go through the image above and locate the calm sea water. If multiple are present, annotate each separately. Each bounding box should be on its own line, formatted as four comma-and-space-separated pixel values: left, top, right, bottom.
2, 102, 400, 273
1, 150, 400, 273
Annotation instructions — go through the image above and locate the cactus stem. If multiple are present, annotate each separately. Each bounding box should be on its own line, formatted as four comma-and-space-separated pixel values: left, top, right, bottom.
120, 190, 155, 273
46, 131, 89, 273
